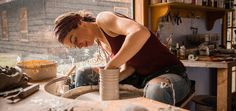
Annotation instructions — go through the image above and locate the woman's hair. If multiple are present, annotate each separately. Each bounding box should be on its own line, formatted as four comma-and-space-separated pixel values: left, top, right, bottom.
54, 10, 95, 43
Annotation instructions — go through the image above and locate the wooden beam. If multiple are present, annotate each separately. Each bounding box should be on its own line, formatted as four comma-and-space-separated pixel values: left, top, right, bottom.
222, 13, 227, 47
217, 68, 232, 111
134, 0, 149, 27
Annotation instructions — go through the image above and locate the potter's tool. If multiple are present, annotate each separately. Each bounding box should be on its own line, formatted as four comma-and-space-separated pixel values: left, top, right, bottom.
0, 87, 23, 97
63, 65, 76, 85
65, 65, 76, 77
6, 84, 39, 103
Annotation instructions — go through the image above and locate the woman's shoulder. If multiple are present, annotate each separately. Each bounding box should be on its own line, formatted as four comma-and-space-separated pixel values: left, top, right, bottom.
97, 11, 113, 15
96, 11, 117, 27
97, 11, 114, 19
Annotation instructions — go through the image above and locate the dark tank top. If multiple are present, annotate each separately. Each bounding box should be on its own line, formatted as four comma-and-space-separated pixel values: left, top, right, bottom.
101, 13, 184, 76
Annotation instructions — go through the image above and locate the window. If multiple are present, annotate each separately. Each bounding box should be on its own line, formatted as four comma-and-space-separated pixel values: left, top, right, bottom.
104, 0, 130, 2
226, 1, 236, 49
114, 7, 129, 16
1, 10, 8, 40
19, 7, 28, 41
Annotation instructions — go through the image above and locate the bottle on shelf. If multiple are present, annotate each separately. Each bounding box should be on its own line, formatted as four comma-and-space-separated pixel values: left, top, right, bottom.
202, 0, 208, 6
196, 0, 203, 5
180, 45, 186, 59
213, 0, 218, 7
208, 0, 213, 6
176, 43, 180, 59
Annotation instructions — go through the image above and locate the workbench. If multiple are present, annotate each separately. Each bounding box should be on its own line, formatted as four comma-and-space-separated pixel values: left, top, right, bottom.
0, 78, 188, 111
181, 60, 236, 111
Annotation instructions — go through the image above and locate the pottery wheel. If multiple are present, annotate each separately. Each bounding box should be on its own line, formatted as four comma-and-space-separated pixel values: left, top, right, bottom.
62, 85, 143, 101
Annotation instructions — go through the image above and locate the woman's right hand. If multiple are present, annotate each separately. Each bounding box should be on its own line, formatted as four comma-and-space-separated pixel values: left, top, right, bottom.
119, 64, 135, 81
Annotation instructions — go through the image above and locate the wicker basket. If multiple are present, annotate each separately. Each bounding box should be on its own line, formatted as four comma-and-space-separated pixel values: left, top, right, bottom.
17, 60, 57, 81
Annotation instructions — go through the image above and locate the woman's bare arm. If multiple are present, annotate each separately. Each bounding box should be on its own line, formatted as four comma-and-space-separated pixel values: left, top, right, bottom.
96, 11, 150, 69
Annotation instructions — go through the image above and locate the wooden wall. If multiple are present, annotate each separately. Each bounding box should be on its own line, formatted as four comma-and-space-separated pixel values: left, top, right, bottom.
0, 0, 131, 55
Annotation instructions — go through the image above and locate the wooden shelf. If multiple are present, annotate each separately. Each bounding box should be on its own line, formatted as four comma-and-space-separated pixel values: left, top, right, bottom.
150, 2, 234, 32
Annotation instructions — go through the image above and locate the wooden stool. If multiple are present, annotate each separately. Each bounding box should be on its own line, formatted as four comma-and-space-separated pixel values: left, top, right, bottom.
176, 80, 196, 108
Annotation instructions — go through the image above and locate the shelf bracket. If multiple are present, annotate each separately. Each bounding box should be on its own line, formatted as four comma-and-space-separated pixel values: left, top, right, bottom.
206, 11, 226, 31
151, 5, 170, 32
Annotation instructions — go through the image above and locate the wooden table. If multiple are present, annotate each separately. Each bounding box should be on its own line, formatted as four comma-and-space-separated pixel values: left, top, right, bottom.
0, 78, 188, 111
181, 60, 236, 111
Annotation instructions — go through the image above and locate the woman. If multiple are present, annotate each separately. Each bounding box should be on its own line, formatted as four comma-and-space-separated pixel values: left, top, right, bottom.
54, 10, 191, 105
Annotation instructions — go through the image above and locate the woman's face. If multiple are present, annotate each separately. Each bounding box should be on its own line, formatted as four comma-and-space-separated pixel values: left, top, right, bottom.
63, 25, 95, 48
